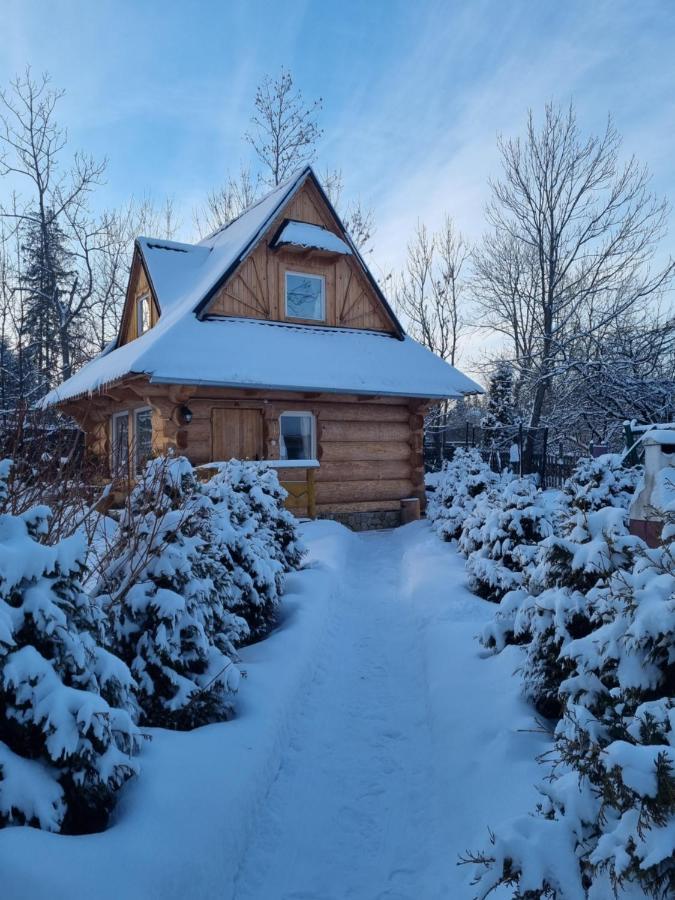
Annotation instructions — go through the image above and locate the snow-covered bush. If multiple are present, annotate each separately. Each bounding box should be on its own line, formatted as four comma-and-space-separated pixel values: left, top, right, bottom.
468, 537, 675, 899
561, 452, 641, 513
203, 460, 305, 638
457, 477, 510, 558
0, 460, 141, 834
96, 457, 245, 729
467, 457, 669, 897
465, 477, 558, 603
427, 448, 497, 542
95, 456, 304, 729
214, 460, 305, 573
482, 455, 641, 718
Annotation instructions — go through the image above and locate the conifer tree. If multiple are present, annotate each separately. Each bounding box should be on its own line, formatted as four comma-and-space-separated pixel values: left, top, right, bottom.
97, 457, 243, 730
20, 210, 74, 393
481, 360, 515, 430
0, 459, 141, 834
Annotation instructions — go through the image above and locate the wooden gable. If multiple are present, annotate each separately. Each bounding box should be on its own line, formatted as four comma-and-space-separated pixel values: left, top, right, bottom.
118, 248, 160, 347
204, 178, 399, 334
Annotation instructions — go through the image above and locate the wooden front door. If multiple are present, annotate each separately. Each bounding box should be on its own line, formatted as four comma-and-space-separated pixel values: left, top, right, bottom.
212, 408, 263, 461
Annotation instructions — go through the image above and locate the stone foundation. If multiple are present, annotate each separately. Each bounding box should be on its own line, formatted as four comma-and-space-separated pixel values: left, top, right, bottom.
320, 509, 402, 531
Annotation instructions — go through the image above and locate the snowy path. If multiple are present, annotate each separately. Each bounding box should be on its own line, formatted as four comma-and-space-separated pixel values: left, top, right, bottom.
233, 525, 546, 900
1, 521, 547, 900
234, 530, 443, 899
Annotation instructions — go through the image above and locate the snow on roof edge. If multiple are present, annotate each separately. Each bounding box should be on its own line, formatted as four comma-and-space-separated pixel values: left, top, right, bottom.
273, 220, 352, 255
146, 373, 479, 400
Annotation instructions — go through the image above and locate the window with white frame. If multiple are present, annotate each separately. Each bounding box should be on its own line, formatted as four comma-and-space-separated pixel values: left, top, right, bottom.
135, 408, 153, 471
136, 293, 151, 336
112, 411, 129, 476
279, 412, 315, 461
285, 272, 325, 321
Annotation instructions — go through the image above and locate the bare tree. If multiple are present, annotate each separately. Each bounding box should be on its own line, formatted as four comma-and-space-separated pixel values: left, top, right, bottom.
395, 217, 468, 365
245, 67, 322, 186
89, 196, 181, 353
0, 69, 108, 386
473, 101, 674, 440
323, 168, 375, 253
193, 167, 259, 239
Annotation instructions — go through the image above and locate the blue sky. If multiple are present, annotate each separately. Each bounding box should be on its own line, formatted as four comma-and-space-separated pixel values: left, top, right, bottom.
3, 0, 675, 291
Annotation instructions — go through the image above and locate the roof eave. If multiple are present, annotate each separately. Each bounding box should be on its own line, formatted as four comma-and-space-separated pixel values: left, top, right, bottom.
147, 373, 475, 400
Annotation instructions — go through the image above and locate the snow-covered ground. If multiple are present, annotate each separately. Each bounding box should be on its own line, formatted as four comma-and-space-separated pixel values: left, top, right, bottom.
1, 520, 547, 900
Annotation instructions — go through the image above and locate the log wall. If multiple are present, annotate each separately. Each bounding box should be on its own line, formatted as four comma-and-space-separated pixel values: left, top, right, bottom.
63, 381, 427, 521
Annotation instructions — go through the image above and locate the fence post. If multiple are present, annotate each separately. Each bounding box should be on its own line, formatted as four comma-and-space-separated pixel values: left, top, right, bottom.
623, 422, 639, 467
465, 422, 469, 449
518, 423, 523, 477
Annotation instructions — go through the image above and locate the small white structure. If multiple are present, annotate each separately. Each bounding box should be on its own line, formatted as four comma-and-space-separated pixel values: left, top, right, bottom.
629, 429, 675, 546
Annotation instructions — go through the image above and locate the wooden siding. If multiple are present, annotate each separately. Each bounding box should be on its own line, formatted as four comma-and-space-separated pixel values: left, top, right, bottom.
206, 180, 396, 334
119, 254, 160, 346
62, 381, 427, 520
212, 407, 263, 461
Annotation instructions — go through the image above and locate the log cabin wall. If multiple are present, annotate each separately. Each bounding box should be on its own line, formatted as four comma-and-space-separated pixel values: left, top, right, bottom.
164, 390, 426, 521
64, 382, 427, 527
206, 180, 396, 334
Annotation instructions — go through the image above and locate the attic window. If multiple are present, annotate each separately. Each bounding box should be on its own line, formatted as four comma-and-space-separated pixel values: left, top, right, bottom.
285, 272, 325, 321
137, 293, 151, 336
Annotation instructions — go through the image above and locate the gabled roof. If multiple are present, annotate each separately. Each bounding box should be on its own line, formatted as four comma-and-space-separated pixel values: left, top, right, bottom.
135, 167, 401, 337
136, 169, 312, 322
41, 167, 483, 406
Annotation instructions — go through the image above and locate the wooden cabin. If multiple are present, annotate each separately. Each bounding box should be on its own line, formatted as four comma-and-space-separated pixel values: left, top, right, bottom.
43, 167, 480, 529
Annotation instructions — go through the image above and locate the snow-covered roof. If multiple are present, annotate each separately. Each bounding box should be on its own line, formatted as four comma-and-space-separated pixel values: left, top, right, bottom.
42, 316, 481, 404
272, 220, 352, 255
136, 170, 312, 319
42, 166, 482, 406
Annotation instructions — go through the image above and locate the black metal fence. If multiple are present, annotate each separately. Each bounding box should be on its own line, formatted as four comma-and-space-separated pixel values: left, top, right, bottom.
424, 422, 578, 489
0, 407, 83, 466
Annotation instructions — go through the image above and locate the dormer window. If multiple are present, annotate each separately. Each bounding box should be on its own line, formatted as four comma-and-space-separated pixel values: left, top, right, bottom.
137, 293, 151, 336
285, 272, 325, 322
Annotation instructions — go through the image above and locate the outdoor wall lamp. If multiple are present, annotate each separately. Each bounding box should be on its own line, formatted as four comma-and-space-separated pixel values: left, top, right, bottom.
179, 404, 193, 425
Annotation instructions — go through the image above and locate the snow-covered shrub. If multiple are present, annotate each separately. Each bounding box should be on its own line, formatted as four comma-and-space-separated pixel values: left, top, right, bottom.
465, 477, 558, 603
561, 452, 641, 513
456, 474, 514, 557
214, 460, 305, 573
468, 537, 675, 899
96, 457, 245, 730
95, 456, 304, 729
482, 456, 641, 718
0, 460, 141, 834
203, 461, 305, 638
519, 504, 642, 719
427, 448, 498, 542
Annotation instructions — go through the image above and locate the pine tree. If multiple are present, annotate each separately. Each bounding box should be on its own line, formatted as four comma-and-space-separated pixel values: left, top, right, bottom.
97, 457, 244, 730
482, 455, 642, 717
470, 538, 675, 899
202, 460, 305, 639
427, 448, 497, 542
0, 459, 141, 834
20, 210, 74, 394
481, 360, 515, 429
465, 476, 557, 603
